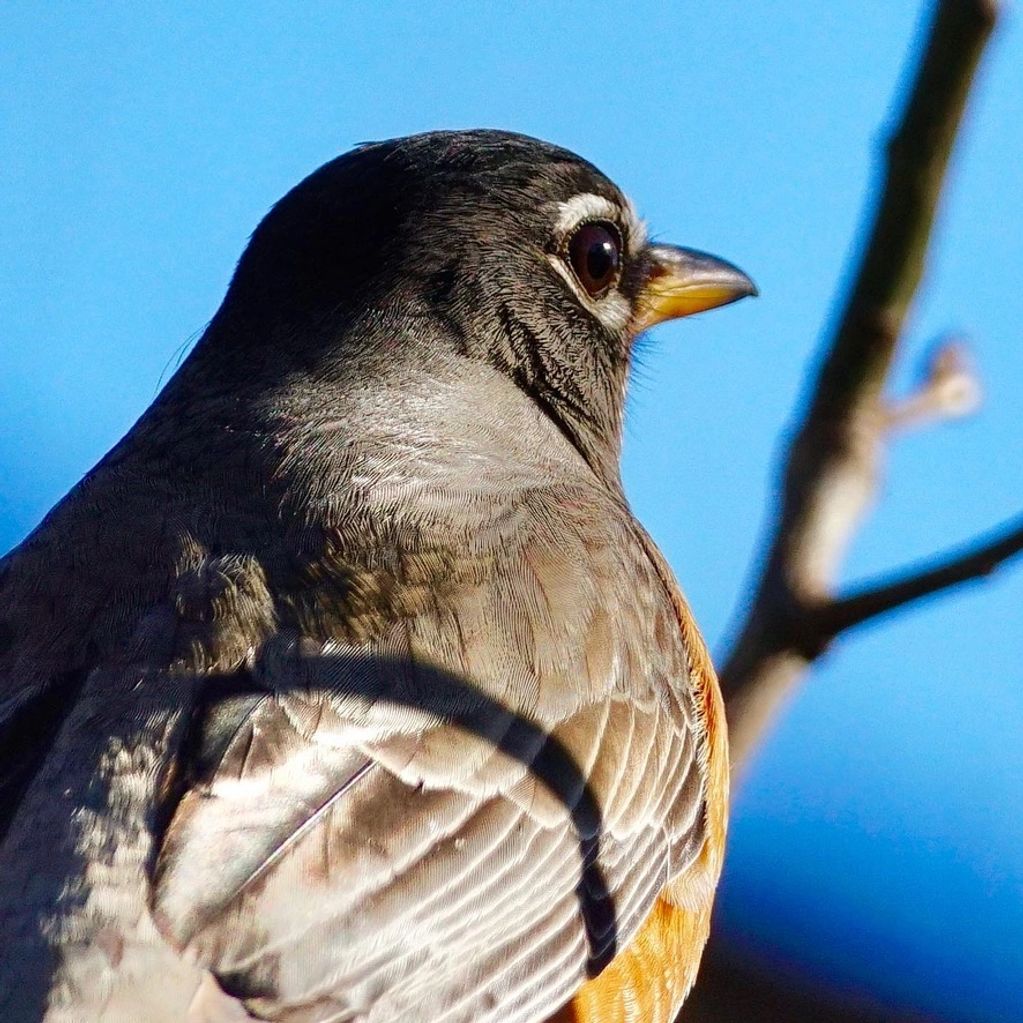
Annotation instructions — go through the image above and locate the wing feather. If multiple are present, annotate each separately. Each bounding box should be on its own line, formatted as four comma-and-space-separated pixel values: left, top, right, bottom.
153, 511, 707, 1023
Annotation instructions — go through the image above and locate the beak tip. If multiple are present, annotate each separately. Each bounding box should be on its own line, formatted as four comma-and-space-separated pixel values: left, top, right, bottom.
717, 262, 758, 304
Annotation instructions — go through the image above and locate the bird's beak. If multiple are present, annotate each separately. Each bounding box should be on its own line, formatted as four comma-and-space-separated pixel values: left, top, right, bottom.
633, 244, 757, 333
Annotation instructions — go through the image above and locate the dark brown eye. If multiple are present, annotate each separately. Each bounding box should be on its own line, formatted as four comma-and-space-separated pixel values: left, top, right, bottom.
566, 221, 622, 297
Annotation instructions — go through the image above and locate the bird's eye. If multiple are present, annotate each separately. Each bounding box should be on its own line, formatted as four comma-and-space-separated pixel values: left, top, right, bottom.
566, 221, 622, 298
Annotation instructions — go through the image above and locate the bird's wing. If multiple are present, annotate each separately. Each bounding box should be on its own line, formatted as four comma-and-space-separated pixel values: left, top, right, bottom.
153, 506, 708, 1023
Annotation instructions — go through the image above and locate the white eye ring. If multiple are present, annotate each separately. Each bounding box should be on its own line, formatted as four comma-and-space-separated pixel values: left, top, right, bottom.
553, 193, 622, 238
547, 192, 638, 331
551, 192, 647, 253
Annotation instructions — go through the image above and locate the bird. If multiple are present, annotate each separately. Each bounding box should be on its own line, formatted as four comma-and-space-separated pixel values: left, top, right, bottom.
0, 129, 755, 1023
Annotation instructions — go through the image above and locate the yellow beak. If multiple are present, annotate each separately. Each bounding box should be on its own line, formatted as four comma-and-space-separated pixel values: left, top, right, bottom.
633, 244, 757, 332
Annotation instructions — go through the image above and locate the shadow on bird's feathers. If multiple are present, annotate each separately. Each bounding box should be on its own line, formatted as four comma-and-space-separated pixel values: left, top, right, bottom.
165, 652, 618, 982
0, 649, 617, 1020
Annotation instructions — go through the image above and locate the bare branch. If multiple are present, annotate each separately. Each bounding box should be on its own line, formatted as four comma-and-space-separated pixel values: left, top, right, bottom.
686, 4, 1011, 1020
718, 0, 1001, 775
819, 513, 1023, 636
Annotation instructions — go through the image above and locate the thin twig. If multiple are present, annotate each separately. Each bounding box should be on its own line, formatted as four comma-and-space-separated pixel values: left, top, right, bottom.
819, 514, 1023, 636
885, 338, 981, 430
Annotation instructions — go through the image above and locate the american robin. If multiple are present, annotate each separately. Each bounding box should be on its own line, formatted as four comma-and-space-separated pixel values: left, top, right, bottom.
0, 130, 754, 1023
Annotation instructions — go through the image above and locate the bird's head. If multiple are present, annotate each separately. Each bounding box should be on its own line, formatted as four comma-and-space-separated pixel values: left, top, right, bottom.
210, 130, 756, 484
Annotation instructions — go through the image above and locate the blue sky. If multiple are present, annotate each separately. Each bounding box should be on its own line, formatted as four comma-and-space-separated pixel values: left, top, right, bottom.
2, 3, 1022, 1019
